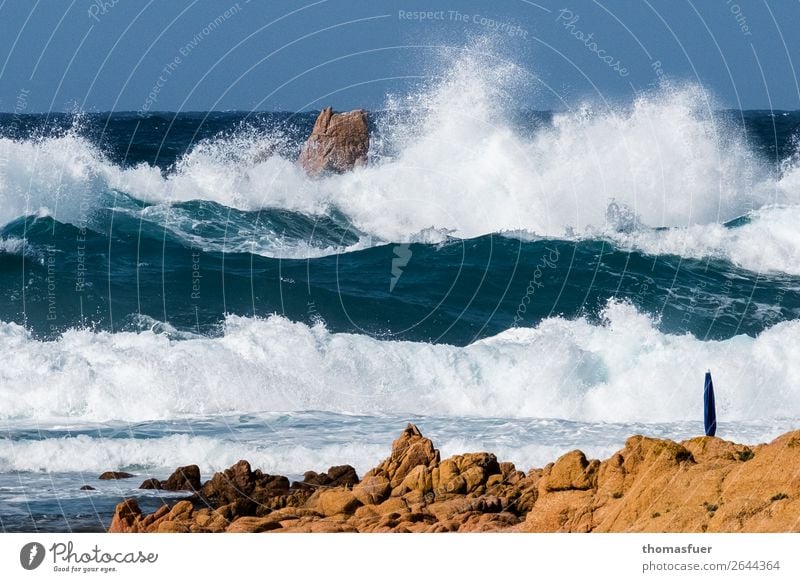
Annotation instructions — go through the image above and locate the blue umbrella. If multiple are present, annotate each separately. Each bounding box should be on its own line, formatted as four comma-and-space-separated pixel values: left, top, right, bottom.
704, 371, 717, 437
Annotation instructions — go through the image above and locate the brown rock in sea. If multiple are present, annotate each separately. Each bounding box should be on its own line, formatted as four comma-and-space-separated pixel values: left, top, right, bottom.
107, 426, 800, 534
163, 464, 202, 492
299, 465, 359, 490
108, 499, 143, 533
297, 107, 369, 176
138, 478, 162, 490
98, 471, 135, 480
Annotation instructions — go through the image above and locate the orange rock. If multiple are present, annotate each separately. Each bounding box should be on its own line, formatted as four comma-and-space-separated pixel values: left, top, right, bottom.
226, 516, 282, 533
396, 465, 432, 495
297, 107, 369, 176
156, 520, 191, 533
544, 450, 599, 491
106, 425, 800, 534
376, 497, 409, 516
367, 424, 440, 488
353, 475, 391, 505
108, 498, 142, 533
316, 489, 362, 517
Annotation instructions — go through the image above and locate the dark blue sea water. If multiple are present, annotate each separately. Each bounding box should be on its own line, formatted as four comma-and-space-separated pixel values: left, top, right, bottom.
1, 110, 799, 344
2, 99, 800, 532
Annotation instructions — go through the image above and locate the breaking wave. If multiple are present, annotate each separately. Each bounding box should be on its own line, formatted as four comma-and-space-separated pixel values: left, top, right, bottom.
1, 301, 799, 424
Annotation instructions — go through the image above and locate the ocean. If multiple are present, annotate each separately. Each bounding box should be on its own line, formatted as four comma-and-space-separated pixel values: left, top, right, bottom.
1, 61, 800, 531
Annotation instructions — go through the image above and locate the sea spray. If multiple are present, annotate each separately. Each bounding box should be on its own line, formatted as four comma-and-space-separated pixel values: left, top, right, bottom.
2, 52, 797, 243
1, 302, 800, 424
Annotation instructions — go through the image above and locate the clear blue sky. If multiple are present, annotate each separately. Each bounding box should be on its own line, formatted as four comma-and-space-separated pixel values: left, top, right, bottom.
1, 0, 798, 112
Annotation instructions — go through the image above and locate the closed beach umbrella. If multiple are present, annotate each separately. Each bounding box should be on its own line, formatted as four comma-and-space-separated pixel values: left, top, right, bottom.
704, 371, 717, 437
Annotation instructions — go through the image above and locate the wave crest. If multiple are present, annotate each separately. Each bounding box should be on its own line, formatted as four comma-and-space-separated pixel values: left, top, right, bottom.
1, 302, 799, 424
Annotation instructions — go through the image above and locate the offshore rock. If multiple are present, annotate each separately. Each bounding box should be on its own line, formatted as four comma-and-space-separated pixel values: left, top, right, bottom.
297, 107, 369, 176
98, 471, 135, 480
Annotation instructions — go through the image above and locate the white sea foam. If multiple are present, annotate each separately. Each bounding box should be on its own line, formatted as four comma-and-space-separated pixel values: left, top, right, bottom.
0, 434, 387, 476
0, 131, 110, 228
2, 421, 794, 476
1, 50, 800, 268
0, 432, 618, 475
501, 204, 800, 276
0, 302, 798, 424
0, 237, 25, 254
607, 205, 800, 276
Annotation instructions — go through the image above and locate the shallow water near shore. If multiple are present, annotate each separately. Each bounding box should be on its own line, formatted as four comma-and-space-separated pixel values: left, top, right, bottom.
2, 413, 797, 532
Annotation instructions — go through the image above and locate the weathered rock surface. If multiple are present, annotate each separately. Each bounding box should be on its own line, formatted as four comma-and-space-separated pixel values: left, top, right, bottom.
163, 464, 202, 491
99, 471, 135, 480
138, 478, 162, 490
297, 107, 369, 176
138, 465, 202, 491
108, 426, 800, 533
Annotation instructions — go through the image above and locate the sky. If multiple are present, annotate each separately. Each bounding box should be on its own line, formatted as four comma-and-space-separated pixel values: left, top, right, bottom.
0, 0, 798, 113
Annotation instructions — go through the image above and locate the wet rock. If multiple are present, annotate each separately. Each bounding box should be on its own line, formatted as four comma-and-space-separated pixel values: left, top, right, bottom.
297, 107, 369, 176
163, 465, 202, 492
99, 471, 135, 480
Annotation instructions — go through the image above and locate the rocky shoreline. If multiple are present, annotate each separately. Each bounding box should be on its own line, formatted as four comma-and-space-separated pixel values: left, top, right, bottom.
108, 424, 800, 533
